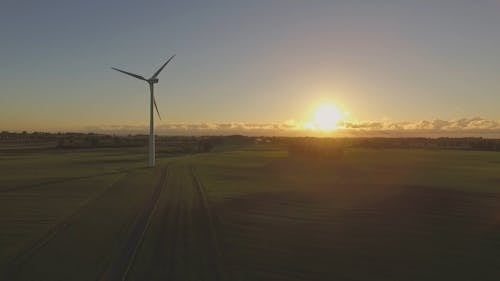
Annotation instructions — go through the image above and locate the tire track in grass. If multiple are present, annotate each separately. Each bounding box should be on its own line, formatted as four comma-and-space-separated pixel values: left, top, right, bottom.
133, 165, 181, 280
121, 166, 169, 281
142, 163, 182, 280
126, 163, 227, 281
190, 165, 225, 281
98, 165, 168, 281
166, 180, 185, 279
1, 172, 129, 279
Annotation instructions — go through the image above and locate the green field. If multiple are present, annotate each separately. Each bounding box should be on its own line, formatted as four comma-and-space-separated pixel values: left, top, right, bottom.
1, 145, 500, 280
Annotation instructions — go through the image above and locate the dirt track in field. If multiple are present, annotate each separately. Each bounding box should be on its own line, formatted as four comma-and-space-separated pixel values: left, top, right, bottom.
98, 166, 168, 281
125, 162, 225, 281
100, 162, 225, 281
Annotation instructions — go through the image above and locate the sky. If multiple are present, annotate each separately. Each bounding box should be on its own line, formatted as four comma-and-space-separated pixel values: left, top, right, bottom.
1, 0, 500, 136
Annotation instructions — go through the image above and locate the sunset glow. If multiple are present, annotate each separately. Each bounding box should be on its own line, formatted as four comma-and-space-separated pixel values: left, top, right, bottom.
306, 103, 344, 131
1, 1, 499, 137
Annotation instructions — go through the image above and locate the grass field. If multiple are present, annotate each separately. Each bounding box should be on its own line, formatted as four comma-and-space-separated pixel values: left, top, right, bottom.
1, 145, 500, 280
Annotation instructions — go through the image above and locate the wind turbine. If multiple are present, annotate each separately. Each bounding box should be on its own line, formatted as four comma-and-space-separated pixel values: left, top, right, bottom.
111, 55, 175, 167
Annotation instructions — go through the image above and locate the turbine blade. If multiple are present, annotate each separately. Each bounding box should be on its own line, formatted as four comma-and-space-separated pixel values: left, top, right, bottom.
111, 67, 146, 81
151, 55, 175, 79
153, 96, 162, 120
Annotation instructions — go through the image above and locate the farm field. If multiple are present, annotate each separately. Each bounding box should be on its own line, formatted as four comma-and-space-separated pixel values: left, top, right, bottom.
1, 145, 500, 280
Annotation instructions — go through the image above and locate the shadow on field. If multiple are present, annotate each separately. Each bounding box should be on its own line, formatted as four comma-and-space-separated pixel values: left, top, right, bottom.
214, 180, 500, 280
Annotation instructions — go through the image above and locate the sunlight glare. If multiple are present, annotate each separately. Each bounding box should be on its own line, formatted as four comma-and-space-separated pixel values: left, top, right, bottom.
309, 103, 344, 131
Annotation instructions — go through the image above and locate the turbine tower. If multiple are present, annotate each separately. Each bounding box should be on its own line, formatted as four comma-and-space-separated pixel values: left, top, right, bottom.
112, 55, 175, 167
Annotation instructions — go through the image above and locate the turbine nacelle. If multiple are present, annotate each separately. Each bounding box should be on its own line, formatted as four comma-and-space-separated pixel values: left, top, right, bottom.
148, 78, 159, 84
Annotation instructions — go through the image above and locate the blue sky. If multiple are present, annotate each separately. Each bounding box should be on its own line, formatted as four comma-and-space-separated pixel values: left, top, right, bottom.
1, 0, 500, 134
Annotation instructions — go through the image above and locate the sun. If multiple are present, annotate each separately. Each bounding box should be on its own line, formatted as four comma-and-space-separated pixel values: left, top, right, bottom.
309, 103, 344, 131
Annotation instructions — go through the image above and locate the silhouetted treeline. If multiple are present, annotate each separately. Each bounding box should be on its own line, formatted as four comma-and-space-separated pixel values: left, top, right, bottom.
276, 136, 500, 152
345, 137, 500, 151
0, 132, 214, 153
1, 131, 500, 152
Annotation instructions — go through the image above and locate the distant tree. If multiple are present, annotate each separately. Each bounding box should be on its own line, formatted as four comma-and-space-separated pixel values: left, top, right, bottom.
57, 138, 65, 148
198, 140, 214, 153
90, 138, 99, 147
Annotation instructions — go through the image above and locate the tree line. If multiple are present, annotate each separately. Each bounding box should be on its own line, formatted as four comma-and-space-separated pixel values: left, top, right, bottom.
1, 131, 499, 152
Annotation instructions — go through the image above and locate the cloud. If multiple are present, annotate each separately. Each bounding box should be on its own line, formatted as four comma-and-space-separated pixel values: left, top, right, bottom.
343, 121, 384, 130
341, 117, 500, 137
80, 117, 500, 137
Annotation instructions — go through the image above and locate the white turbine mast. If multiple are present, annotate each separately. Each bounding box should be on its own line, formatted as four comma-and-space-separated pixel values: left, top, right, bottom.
112, 55, 175, 167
